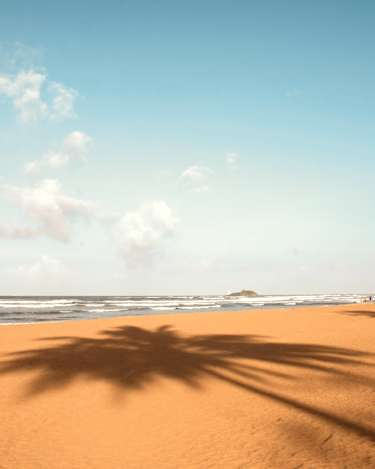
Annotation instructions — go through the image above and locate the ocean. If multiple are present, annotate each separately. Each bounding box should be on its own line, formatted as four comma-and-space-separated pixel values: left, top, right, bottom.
0, 293, 365, 324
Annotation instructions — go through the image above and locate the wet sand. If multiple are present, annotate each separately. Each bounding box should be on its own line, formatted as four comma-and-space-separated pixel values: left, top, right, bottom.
0, 304, 374, 468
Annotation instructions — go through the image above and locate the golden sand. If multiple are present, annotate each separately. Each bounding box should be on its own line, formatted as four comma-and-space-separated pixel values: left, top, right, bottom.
0, 304, 374, 468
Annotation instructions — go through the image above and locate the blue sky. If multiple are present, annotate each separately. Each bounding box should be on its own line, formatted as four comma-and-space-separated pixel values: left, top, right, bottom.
1, 1, 375, 294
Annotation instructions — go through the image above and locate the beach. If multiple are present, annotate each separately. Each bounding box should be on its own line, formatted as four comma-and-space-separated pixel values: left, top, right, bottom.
0, 304, 374, 468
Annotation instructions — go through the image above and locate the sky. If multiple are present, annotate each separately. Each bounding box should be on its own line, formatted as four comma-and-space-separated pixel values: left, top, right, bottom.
1, 1, 375, 295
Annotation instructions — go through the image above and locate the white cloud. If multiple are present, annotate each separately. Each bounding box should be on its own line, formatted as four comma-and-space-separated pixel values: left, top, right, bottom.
2, 179, 94, 242
0, 42, 42, 72
226, 152, 239, 170
180, 165, 213, 192
63, 130, 91, 153
0, 70, 47, 122
0, 224, 39, 239
24, 160, 43, 175
10, 255, 67, 279
24, 131, 92, 174
49, 82, 77, 120
44, 151, 70, 169
0, 69, 77, 122
115, 200, 178, 268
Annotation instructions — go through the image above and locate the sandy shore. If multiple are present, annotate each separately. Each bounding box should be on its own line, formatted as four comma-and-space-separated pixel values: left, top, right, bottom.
0, 304, 374, 468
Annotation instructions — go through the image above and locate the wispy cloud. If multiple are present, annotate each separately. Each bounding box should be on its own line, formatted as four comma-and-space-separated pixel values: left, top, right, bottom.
180, 165, 213, 192
115, 200, 178, 268
1, 179, 94, 242
226, 152, 239, 170
0, 42, 43, 72
24, 131, 92, 174
49, 81, 77, 120
0, 70, 47, 122
0, 224, 39, 239
0, 69, 77, 122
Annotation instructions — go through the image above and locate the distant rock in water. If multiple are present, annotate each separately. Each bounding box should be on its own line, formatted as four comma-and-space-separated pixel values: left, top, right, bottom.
227, 290, 257, 297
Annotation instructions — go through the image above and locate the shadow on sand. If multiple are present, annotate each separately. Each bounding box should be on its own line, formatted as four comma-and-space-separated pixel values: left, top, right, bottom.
340, 309, 375, 319
1, 324, 374, 441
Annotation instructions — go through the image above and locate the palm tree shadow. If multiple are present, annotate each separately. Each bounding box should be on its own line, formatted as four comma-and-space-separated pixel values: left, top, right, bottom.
1, 324, 374, 441
340, 310, 375, 319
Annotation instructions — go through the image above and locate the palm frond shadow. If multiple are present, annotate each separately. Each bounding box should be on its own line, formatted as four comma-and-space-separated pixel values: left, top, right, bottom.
1, 324, 374, 441
340, 309, 375, 319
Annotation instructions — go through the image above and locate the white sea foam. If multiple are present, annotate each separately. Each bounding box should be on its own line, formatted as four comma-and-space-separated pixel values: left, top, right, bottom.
175, 304, 221, 310
0, 293, 366, 324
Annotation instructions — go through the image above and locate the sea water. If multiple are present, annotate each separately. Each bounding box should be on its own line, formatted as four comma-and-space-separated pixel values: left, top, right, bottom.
0, 293, 365, 324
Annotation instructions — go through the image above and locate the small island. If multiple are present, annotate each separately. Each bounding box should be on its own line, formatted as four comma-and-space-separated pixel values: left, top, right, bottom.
227, 289, 257, 297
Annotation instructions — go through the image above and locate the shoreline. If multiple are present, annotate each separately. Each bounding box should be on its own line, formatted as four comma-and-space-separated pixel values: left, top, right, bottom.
0, 301, 366, 327
1, 303, 374, 468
